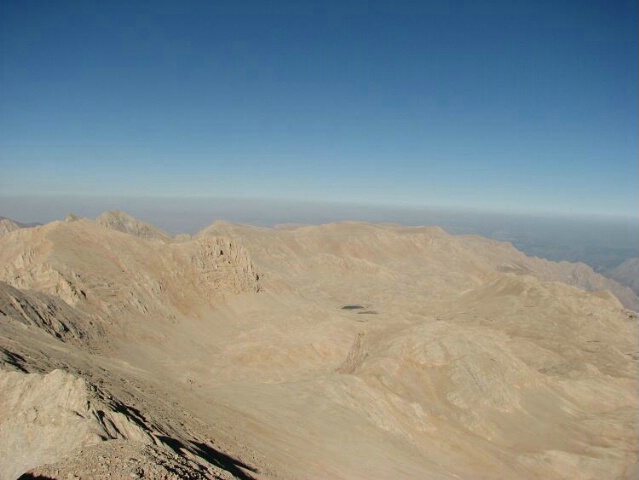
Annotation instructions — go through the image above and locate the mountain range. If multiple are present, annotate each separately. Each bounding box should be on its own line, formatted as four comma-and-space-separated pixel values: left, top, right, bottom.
0, 211, 636, 479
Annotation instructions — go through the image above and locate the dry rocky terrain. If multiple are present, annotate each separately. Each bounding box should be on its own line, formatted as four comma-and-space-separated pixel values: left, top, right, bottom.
0, 212, 637, 479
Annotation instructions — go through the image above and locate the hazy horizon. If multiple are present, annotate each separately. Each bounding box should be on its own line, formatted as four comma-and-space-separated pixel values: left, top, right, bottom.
2, 194, 637, 273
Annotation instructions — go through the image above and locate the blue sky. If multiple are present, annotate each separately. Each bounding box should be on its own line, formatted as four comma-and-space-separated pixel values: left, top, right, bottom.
1, 0, 637, 217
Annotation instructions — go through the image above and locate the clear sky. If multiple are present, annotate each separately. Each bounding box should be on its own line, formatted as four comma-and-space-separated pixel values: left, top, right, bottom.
1, 0, 637, 217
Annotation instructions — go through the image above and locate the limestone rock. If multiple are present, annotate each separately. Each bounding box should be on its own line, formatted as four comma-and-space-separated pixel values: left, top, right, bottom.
0, 369, 152, 480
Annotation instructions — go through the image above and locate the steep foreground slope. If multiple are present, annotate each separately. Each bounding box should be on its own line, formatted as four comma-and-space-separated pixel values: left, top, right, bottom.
0, 216, 637, 479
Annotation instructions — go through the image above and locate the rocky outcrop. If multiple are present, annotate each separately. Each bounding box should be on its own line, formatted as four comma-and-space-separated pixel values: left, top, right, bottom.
186, 236, 261, 295
0, 368, 260, 480
0, 369, 152, 480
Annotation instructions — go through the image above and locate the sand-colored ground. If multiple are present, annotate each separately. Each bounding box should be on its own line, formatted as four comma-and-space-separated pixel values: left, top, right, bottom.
0, 212, 637, 479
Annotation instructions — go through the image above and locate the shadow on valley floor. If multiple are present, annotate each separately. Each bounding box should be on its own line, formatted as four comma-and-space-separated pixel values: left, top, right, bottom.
157, 435, 258, 480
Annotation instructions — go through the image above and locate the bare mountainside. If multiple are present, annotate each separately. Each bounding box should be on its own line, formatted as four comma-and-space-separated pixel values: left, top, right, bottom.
95, 210, 174, 243
608, 258, 639, 296
0, 214, 637, 479
0, 218, 21, 238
